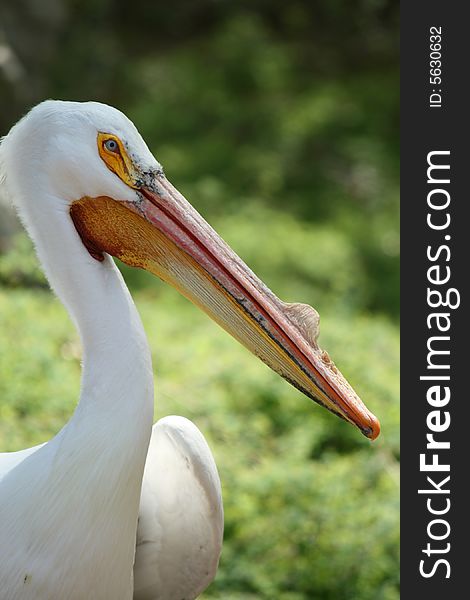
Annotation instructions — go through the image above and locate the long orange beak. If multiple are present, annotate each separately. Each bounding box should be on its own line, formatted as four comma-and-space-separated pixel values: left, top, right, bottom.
70, 173, 380, 440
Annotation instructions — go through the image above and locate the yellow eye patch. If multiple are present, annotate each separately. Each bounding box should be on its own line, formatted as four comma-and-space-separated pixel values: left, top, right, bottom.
97, 132, 139, 189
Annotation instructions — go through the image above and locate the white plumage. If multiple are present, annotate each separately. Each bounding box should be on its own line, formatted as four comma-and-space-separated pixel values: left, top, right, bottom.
134, 417, 223, 600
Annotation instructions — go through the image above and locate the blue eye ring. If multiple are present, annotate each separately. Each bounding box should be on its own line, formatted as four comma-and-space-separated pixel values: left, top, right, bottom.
104, 139, 119, 153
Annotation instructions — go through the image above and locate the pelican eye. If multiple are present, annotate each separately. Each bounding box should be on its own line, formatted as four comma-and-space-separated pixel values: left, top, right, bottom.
104, 138, 119, 153
97, 132, 138, 189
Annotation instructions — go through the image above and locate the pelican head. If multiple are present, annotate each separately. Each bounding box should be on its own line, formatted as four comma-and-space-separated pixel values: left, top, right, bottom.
0, 100, 380, 439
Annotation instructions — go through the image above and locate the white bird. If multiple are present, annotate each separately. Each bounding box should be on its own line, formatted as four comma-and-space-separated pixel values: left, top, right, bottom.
0, 100, 379, 600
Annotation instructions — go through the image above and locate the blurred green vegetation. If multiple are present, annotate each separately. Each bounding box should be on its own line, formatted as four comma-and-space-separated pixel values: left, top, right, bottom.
0, 1, 399, 599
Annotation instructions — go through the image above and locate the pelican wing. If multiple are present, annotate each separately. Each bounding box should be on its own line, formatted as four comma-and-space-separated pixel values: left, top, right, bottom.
133, 416, 223, 600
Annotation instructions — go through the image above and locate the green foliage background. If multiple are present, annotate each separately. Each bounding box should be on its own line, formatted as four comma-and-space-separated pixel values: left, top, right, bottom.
0, 1, 399, 598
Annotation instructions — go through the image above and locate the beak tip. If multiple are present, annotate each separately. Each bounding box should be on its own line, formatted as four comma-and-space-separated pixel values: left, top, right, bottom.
362, 412, 381, 440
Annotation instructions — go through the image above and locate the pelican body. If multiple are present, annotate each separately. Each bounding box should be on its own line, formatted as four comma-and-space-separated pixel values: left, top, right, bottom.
0, 101, 379, 599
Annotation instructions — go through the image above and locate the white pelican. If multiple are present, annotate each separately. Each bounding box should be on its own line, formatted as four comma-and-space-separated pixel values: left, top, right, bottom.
0, 100, 380, 600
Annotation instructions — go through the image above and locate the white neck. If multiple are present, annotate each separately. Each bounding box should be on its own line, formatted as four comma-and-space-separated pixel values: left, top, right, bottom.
7, 197, 156, 595
26, 199, 154, 430
20, 197, 152, 489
